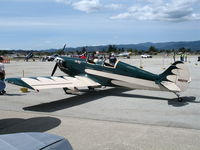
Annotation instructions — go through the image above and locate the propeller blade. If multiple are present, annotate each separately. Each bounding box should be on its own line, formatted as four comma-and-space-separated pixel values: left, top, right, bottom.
63, 44, 66, 51
51, 63, 58, 76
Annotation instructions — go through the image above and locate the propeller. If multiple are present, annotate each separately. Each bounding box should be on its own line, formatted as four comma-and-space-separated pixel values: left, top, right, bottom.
51, 62, 58, 76
51, 44, 66, 76
63, 44, 66, 51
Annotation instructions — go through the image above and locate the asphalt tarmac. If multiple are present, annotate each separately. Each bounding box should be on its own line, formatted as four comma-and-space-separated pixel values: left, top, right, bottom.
0, 56, 200, 150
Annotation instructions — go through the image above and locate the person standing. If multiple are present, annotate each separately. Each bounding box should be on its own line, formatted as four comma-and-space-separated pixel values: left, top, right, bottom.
0, 57, 6, 95
180, 53, 184, 62
109, 53, 117, 66
184, 53, 187, 62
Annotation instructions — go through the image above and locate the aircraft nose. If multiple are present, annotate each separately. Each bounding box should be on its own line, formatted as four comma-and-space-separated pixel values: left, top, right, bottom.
51, 57, 65, 76
55, 57, 64, 62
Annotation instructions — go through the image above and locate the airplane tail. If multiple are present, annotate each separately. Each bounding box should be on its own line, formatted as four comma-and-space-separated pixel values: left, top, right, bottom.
159, 61, 191, 92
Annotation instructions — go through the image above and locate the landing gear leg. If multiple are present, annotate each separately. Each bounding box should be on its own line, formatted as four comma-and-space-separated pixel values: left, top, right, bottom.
63, 88, 70, 94
88, 86, 102, 92
174, 92, 183, 102
63, 87, 79, 94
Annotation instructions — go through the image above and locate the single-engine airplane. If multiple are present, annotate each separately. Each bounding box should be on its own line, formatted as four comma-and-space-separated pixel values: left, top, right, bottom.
116, 52, 131, 58
6, 56, 191, 102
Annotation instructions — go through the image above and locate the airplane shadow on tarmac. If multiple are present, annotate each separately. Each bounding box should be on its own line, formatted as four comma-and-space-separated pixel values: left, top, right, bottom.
23, 88, 198, 112
168, 96, 197, 107
115, 93, 197, 107
23, 88, 131, 112
0, 117, 61, 134
4, 93, 26, 96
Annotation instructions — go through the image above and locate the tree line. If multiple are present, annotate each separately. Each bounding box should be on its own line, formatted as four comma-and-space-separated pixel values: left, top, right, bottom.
1, 46, 200, 56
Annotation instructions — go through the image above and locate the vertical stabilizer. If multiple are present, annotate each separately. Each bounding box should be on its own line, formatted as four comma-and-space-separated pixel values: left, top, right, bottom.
159, 61, 191, 92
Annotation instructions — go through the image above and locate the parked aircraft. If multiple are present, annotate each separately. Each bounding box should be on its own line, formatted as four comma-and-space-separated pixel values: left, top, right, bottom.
44, 44, 66, 61
46, 54, 59, 61
24, 52, 34, 61
6, 56, 191, 102
141, 54, 152, 58
12, 52, 38, 61
116, 52, 131, 58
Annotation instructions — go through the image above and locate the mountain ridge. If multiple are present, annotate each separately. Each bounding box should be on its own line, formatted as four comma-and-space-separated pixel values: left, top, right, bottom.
60, 40, 200, 52
8, 40, 199, 52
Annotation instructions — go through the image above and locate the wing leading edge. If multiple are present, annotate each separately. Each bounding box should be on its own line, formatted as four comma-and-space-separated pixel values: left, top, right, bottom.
5, 76, 100, 91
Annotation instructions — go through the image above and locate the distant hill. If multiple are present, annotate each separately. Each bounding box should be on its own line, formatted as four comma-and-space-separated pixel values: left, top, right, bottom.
43, 40, 200, 52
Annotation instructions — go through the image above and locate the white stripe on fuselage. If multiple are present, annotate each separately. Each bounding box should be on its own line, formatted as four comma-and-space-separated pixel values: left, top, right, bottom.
85, 69, 166, 91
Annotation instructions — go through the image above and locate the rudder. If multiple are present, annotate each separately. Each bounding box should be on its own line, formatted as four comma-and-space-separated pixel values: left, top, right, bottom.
159, 61, 191, 92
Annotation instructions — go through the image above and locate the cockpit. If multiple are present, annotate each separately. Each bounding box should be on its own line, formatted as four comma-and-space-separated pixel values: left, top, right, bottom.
86, 57, 117, 68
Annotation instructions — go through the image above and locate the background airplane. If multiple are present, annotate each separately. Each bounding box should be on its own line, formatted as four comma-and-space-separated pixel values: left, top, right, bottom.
12, 52, 39, 62
6, 56, 191, 102
141, 54, 152, 58
115, 52, 131, 58
24, 52, 34, 61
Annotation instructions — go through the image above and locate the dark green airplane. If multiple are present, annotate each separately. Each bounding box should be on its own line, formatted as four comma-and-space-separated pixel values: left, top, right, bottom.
5, 56, 191, 102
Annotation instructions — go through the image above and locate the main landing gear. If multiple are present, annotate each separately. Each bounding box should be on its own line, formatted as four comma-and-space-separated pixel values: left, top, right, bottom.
88, 86, 95, 91
174, 92, 183, 102
63, 87, 79, 95
88, 86, 102, 92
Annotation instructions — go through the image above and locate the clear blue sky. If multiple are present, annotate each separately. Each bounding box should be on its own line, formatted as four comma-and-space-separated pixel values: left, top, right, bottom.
0, 0, 200, 50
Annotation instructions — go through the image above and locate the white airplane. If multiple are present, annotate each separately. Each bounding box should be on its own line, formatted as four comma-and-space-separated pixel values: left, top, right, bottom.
141, 54, 152, 58
116, 52, 131, 58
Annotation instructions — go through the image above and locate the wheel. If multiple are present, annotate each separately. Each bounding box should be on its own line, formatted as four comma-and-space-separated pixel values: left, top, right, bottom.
63, 88, 76, 94
88, 86, 95, 91
177, 97, 183, 102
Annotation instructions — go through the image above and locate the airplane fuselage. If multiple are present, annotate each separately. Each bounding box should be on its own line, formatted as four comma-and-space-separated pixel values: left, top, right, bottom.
59, 57, 165, 91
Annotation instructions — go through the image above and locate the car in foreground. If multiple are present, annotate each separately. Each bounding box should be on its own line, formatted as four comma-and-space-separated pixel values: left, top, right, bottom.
0, 132, 73, 150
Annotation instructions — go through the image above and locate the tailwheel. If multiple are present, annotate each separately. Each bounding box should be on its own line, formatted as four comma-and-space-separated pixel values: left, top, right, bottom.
174, 92, 183, 102
177, 97, 183, 102
63, 87, 71, 94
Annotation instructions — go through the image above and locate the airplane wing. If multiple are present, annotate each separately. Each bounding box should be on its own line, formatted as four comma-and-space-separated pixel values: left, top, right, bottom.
0, 132, 73, 150
5, 76, 101, 91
